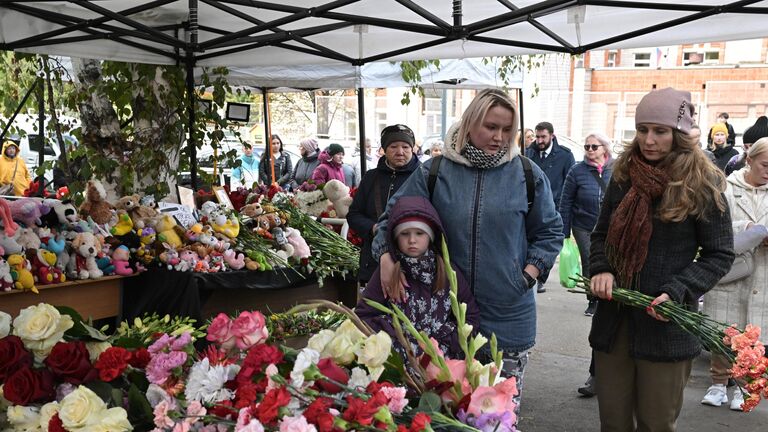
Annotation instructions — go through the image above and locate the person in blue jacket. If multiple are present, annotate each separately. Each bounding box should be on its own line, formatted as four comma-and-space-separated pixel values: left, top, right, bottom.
231, 141, 259, 188
526, 121, 575, 293
558, 132, 614, 398
371, 89, 563, 426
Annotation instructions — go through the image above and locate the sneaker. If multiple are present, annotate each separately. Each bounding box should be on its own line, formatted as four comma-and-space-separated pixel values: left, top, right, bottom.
584, 302, 597, 317
701, 384, 728, 406
577, 376, 596, 397
536, 281, 546, 293
730, 389, 745, 411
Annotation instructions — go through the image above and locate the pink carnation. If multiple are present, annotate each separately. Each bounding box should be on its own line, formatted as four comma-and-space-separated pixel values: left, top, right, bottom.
154, 400, 176, 429
231, 311, 269, 350
381, 386, 408, 414
279, 415, 317, 432
172, 332, 193, 351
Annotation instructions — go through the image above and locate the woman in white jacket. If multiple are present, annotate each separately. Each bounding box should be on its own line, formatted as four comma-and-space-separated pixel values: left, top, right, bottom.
702, 137, 768, 411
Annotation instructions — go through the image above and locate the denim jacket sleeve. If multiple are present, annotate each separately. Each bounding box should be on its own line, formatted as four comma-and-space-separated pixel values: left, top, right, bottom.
371, 165, 430, 262
524, 164, 565, 274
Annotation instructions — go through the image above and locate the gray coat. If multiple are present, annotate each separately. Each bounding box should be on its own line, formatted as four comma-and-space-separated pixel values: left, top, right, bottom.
589, 179, 734, 362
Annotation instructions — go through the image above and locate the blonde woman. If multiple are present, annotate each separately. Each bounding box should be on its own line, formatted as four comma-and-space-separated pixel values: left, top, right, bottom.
589, 88, 734, 431
702, 137, 768, 411
370, 89, 564, 424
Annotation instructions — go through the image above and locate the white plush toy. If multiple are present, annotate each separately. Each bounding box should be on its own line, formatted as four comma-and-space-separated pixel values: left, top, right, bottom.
284, 227, 311, 259
322, 179, 353, 218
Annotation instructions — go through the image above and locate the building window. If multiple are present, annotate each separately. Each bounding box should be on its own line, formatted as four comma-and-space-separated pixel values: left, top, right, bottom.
684, 50, 719, 66
574, 54, 584, 68
633, 52, 651, 68
704, 51, 720, 62
607, 51, 617, 67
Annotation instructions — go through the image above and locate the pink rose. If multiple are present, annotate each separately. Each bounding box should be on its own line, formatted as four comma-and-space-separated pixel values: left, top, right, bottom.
231, 311, 269, 350
207, 313, 235, 350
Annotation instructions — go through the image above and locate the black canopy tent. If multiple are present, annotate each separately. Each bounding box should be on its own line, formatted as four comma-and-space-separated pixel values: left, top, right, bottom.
2, 0, 767, 189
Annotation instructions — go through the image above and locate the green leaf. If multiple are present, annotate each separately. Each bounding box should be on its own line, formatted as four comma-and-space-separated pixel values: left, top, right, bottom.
127, 384, 155, 431
415, 391, 442, 413
85, 381, 114, 404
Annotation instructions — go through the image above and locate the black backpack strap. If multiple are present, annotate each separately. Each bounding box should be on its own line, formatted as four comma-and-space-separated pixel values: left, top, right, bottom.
520, 156, 535, 212
427, 155, 443, 201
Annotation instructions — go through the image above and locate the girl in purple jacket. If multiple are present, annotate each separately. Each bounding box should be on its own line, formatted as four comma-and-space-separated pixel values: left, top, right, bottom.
356, 195, 480, 361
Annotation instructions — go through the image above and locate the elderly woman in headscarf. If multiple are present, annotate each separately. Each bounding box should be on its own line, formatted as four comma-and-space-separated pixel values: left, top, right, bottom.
289, 137, 321, 190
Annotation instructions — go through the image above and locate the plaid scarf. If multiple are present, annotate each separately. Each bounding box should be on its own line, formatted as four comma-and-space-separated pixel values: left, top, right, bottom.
606, 156, 670, 285
394, 248, 436, 286
461, 142, 508, 169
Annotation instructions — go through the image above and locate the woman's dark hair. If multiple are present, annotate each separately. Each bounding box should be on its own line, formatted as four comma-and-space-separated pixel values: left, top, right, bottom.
262, 134, 284, 160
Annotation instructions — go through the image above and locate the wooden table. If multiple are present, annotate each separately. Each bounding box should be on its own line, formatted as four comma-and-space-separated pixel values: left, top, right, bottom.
0, 275, 129, 320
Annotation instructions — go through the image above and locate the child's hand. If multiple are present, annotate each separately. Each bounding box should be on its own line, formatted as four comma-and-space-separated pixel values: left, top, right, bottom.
380, 252, 408, 302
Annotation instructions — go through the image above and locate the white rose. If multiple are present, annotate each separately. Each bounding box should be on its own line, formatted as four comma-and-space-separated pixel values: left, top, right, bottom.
323, 335, 357, 365
58, 386, 107, 430
85, 341, 112, 362
334, 320, 365, 344
0, 311, 11, 339
38, 402, 60, 430
12, 303, 74, 360
88, 407, 132, 432
355, 332, 392, 370
6, 405, 42, 432
307, 329, 334, 353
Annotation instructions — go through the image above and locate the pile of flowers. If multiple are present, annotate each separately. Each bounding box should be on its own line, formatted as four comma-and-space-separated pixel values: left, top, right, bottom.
724, 325, 768, 412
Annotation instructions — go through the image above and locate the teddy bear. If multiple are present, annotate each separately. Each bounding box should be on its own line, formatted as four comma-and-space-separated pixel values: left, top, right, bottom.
254, 213, 283, 239
29, 248, 65, 285
111, 245, 134, 276
0, 258, 15, 291
322, 179, 353, 218
7, 254, 37, 293
115, 194, 158, 229
79, 179, 114, 225
40, 199, 79, 229
68, 232, 104, 280
176, 249, 198, 272
241, 202, 264, 218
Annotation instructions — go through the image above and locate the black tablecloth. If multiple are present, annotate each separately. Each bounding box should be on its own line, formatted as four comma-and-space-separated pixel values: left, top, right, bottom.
121, 267, 311, 322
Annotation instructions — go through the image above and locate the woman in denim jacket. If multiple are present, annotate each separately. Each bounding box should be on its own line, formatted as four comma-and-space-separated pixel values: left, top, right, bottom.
370, 89, 564, 426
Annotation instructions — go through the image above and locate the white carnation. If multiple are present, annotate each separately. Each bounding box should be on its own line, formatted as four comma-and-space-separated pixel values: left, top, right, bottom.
184, 358, 240, 404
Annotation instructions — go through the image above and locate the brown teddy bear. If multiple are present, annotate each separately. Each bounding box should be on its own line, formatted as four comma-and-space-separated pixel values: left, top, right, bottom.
115, 194, 158, 229
79, 179, 113, 225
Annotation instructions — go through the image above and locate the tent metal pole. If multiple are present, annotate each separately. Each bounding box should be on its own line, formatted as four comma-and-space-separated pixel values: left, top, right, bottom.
38, 74, 45, 195
357, 88, 366, 175
263, 88, 274, 184
453, 0, 462, 27
441, 89, 448, 140
518, 87, 526, 154
188, 0, 199, 191
0, 80, 38, 143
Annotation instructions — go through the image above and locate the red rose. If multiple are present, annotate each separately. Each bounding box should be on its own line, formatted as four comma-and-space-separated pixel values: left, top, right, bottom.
3, 366, 55, 405
303, 397, 333, 424
316, 358, 349, 394
48, 414, 66, 432
0, 335, 33, 380
410, 412, 431, 432
44, 341, 97, 385
129, 347, 151, 369
95, 347, 132, 382
256, 386, 290, 425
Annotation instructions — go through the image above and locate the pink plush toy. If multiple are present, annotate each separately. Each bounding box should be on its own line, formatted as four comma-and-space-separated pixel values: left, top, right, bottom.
223, 249, 245, 270
0, 198, 19, 236
112, 245, 134, 276
284, 227, 311, 259
8, 198, 50, 227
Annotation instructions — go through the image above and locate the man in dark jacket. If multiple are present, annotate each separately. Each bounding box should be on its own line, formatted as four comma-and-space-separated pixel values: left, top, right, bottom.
526, 121, 575, 292
347, 124, 420, 284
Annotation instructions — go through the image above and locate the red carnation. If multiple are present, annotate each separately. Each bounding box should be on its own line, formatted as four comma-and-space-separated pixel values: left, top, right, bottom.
3, 366, 55, 405
316, 358, 349, 394
129, 347, 151, 369
48, 414, 66, 432
303, 397, 334, 424
208, 399, 237, 419
234, 382, 260, 409
410, 412, 432, 432
342, 396, 377, 426
44, 341, 98, 385
95, 347, 132, 382
236, 344, 284, 383
0, 335, 33, 381
256, 386, 291, 425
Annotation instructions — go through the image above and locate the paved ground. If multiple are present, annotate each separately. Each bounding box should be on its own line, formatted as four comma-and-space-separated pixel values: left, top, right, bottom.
517, 263, 768, 431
